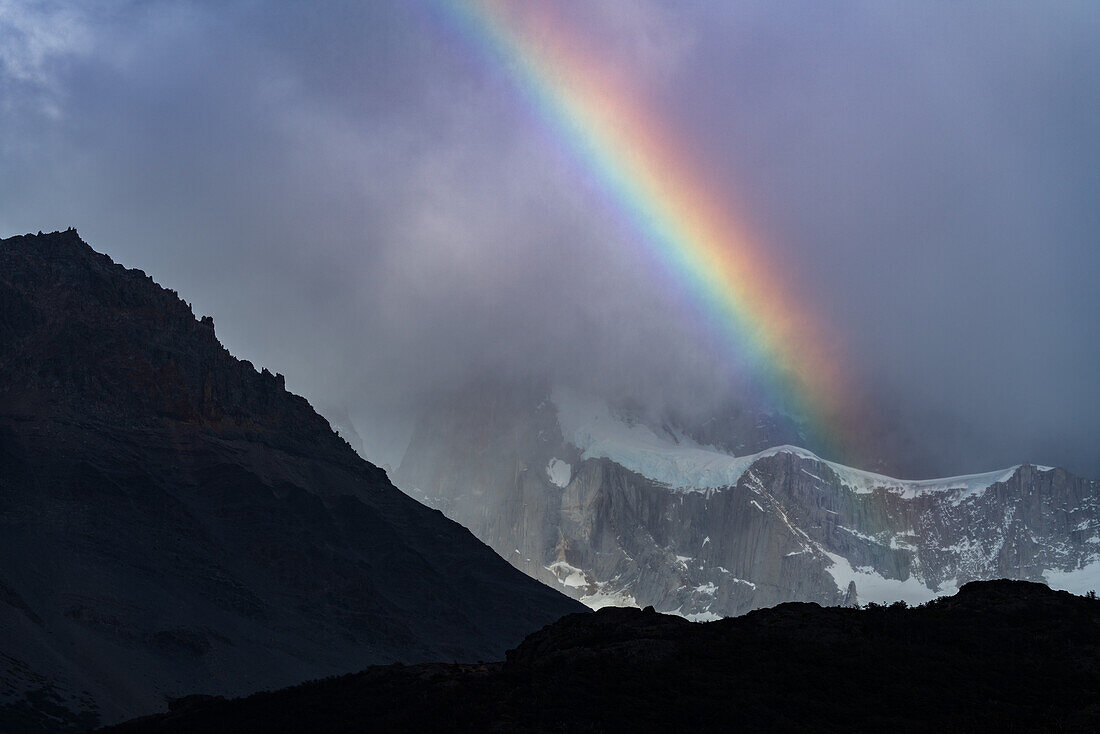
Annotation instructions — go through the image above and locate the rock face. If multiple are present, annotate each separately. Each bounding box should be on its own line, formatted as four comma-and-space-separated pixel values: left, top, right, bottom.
0, 231, 584, 731
100, 581, 1100, 733
395, 381, 1100, 619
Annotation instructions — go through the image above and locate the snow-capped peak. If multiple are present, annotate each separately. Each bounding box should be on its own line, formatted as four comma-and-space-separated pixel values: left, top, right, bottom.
551, 386, 1023, 500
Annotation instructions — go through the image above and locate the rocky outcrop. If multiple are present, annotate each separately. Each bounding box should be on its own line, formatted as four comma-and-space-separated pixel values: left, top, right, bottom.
0, 231, 584, 731
395, 381, 1100, 619
99, 581, 1100, 733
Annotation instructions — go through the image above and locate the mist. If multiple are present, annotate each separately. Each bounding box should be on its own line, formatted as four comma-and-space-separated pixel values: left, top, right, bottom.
2, 1, 1097, 478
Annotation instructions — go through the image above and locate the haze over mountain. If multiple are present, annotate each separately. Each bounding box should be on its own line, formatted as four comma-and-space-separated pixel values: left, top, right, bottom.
0, 231, 582, 731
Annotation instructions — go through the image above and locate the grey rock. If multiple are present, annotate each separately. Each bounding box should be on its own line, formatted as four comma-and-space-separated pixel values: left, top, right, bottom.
395, 381, 1100, 620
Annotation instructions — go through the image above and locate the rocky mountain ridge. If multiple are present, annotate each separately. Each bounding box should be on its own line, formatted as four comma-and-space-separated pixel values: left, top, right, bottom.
0, 231, 584, 731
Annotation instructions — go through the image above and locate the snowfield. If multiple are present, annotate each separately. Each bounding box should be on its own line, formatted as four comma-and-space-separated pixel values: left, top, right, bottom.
824, 551, 960, 605
1043, 559, 1100, 596
552, 386, 1024, 499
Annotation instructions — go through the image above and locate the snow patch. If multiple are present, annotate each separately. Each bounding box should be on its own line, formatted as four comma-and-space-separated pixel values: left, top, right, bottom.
837, 525, 881, 544
890, 535, 918, 551
800, 468, 825, 483
681, 609, 723, 622
547, 561, 641, 610
546, 560, 588, 588
546, 458, 572, 488
827, 463, 1019, 502
1043, 559, 1100, 596
580, 588, 638, 610
823, 552, 958, 605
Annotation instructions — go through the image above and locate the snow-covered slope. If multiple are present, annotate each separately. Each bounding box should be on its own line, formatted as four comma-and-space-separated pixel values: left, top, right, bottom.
553, 386, 1027, 502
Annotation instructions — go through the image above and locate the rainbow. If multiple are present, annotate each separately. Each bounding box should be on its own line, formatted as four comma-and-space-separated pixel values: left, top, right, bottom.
429, 0, 858, 457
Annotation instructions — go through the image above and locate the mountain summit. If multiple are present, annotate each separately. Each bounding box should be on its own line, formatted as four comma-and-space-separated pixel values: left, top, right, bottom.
0, 230, 583, 731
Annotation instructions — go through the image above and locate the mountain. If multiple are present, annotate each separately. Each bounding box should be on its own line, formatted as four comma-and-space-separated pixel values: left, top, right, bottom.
100, 580, 1100, 732
0, 231, 584, 731
395, 380, 1100, 618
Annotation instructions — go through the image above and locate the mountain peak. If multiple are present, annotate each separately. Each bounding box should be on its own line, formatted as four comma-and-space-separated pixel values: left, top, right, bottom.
0, 231, 584, 730
0, 229, 353, 460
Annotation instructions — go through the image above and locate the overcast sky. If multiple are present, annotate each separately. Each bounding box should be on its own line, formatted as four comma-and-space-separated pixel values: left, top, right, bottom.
2, 0, 1097, 478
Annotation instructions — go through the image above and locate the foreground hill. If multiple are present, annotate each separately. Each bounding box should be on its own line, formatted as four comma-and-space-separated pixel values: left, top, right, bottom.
102, 580, 1100, 733
0, 231, 584, 731
396, 381, 1100, 617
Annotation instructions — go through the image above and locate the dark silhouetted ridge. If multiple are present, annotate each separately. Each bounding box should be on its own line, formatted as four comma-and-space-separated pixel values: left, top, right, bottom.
0, 230, 584, 732
101, 580, 1100, 733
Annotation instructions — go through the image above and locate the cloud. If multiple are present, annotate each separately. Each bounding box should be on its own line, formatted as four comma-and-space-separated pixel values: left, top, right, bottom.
0, 0, 90, 83
0, 0, 94, 117
0, 0, 1097, 478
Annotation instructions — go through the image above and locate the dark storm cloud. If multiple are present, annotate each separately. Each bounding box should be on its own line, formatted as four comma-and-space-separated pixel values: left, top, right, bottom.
1, 1, 1096, 477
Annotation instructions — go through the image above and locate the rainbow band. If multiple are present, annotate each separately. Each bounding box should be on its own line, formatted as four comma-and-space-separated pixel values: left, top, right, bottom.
430, 0, 855, 457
